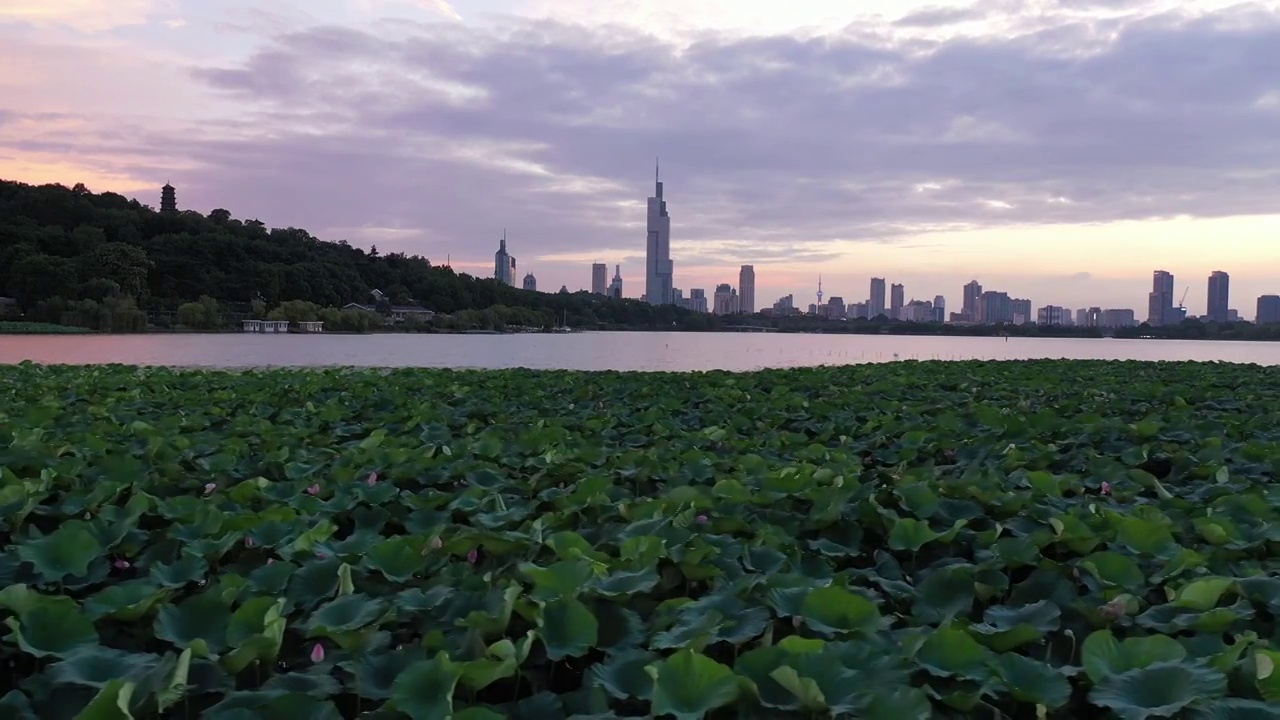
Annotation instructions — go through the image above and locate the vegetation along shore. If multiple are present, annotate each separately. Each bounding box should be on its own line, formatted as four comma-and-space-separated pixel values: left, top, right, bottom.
2, 359, 1279, 718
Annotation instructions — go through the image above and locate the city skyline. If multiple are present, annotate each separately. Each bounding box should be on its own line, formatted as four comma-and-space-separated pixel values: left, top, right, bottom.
4, 1, 1280, 311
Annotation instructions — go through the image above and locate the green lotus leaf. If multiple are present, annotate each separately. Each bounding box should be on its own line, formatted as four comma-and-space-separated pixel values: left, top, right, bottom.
537, 598, 598, 660
887, 517, 940, 551
591, 649, 658, 701
260, 669, 342, 698
0, 584, 40, 615
1173, 577, 1236, 611
734, 647, 802, 710
46, 647, 163, 687
362, 537, 427, 583
390, 653, 462, 720
991, 652, 1071, 708
453, 708, 506, 720
521, 560, 598, 602
863, 686, 932, 720
970, 600, 1061, 652
801, 585, 882, 636
83, 581, 170, 622
0, 690, 36, 720
304, 593, 386, 635
592, 568, 660, 597
768, 666, 828, 713
154, 593, 231, 653
546, 531, 611, 563
1255, 649, 1280, 702
1089, 661, 1227, 720
72, 679, 136, 720
150, 555, 209, 587
1190, 698, 1280, 720
647, 648, 743, 720
16, 521, 103, 583
912, 563, 976, 624
4, 602, 99, 657
915, 626, 993, 679
1114, 516, 1177, 556
1081, 551, 1146, 590
1082, 630, 1187, 684
227, 597, 286, 646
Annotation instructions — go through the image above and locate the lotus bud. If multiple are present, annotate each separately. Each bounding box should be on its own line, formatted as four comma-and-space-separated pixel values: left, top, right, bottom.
431, 537, 443, 549
366, 472, 378, 486
696, 514, 709, 524
1101, 482, 1111, 496
306, 483, 321, 496
112, 559, 131, 570
310, 643, 325, 663
203, 483, 217, 495
245, 537, 255, 548
467, 549, 478, 564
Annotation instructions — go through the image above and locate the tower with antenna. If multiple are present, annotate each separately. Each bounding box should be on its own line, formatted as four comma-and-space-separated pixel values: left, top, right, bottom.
817, 275, 824, 307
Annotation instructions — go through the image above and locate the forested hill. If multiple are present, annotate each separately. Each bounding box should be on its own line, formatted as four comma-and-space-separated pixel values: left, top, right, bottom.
0, 179, 710, 328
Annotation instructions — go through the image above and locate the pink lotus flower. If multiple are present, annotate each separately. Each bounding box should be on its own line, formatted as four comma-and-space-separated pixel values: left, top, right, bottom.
1101, 482, 1112, 496
696, 515, 709, 524
245, 537, 255, 548
366, 472, 378, 486
267, 559, 275, 565
203, 483, 216, 496
112, 559, 131, 570
306, 483, 321, 496
431, 537, 443, 549
467, 549, 478, 564
310, 644, 325, 663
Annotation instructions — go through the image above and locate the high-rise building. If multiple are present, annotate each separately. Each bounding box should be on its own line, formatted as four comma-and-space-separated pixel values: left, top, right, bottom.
1102, 309, 1136, 327
849, 301, 869, 319
688, 288, 708, 313
1037, 305, 1070, 325
591, 263, 608, 294
523, 273, 537, 292
1207, 271, 1230, 323
902, 300, 934, 323
962, 281, 982, 319
932, 295, 946, 323
1011, 298, 1032, 325
772, 294, 795, 315
890, 283, 904, 319
869, 278, 886, 318
827, 296, 846, 319
739, 265, 756, 314
1148, 270, 1174, 326
712, 283, 739, 315
645, 161, 674, 305
1258, 296, 1280, 324
978, 291, 1012, 324
609, 265, 623, 299
160, 183, 177, 214
494, 232, 516, 286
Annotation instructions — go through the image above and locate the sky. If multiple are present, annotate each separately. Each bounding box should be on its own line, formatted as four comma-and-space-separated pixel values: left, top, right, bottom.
3, 0, 1280, 315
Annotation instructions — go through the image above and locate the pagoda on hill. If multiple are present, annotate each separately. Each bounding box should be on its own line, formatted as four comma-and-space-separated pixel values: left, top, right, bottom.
160, 183, 177, 214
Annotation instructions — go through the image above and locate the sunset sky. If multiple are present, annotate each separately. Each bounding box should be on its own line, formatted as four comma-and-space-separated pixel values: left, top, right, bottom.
3, 0, 1280, 313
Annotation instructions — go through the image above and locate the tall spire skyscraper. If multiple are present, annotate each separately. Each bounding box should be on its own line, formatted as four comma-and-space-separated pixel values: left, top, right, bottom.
645, 159, 674, 305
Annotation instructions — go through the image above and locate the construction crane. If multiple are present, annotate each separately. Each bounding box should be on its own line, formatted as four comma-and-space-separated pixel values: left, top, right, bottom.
1178, 287, 1189, 311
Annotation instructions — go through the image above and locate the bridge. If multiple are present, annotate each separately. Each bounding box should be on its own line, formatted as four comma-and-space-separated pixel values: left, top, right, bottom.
720, 325, 779, 333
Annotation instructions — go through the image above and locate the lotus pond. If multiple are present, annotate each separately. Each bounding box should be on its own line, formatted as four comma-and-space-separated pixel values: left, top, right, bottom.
2, 360, 1280, 719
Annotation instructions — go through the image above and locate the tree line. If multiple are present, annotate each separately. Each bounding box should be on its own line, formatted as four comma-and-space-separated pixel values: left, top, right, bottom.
0, 180, 715, 331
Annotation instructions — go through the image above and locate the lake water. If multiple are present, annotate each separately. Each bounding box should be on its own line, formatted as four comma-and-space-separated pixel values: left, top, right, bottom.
4, 332, 1280, 371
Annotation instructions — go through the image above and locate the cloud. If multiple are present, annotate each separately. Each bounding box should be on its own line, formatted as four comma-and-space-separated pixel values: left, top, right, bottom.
894, 5, 988, 27
5, 1, 1280, 299
0, 0, 164, 32
419, 0, 461, 21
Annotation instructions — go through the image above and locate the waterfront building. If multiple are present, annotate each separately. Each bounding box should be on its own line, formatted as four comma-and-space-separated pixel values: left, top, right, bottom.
1258, 295, 1280, 324
645, 162, 674, 305
962, 281, 982, 318
523, 273, 537, 292
688, 288, 708, 313
739, 265, 755, 314
609, 265, 623, 299
591, 263, 608, 294
1207, 271, 1230, 323
712, 283, 739, 315
890, 283, 904, 319
773, 295, 796, 315
494, 232, 516, 286
1148, 270, 1174, 326
1102, 309, 1137, 327
849, 301, 869, 320
1011, 298, 1032, 325
827, 296, 846, 319
933, 295, 946, 323
978, 291, 1012, 324
1037, 305, 1070, 325
902, 299, 934, 323
869, 278, 886, 318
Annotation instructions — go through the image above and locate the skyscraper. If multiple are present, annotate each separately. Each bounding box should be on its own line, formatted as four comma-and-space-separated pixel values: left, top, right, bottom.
712, 283, 739, 315
890, 283, 904, 319
591, 263, 608, 295
494, 231, 516, 285
1258, 295, 1280, 324
962, 281, 982, 318
933, 295, 946, 323
1148, 270, 1174, 325
645, 161, 674, 305
523, 273, 537, 292
609, 265, 623, 299
160, 183, 177, 214
1207, 271, 1230, 322
869, 278, 886, 318
738, 265, 755, 314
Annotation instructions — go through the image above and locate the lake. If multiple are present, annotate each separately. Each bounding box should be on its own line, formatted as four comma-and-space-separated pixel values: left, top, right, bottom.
4, 332, 1280, 371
